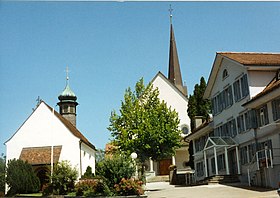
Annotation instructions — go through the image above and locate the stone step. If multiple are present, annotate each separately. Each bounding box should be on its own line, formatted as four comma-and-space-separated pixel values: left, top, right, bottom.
146, 175, 169, 183
207, 175, 240, 184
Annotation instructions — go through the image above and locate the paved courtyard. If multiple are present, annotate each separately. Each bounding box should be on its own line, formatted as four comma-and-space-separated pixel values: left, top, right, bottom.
145, 182, 279, 198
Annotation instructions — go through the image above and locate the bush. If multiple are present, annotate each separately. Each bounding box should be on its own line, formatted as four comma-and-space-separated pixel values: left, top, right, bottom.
75, 177, 112, 197
81, 166, 95, 179
114, 178, 144, 196
6, 159, 40, 196
96, 154, 135, 189
43, 160, 78, 195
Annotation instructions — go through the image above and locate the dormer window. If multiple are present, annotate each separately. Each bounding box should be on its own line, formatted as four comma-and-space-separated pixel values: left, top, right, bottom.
222, 69, 228, 80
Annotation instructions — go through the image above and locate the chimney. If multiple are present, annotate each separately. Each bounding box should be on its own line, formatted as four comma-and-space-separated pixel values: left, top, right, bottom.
194, 116, 203, 129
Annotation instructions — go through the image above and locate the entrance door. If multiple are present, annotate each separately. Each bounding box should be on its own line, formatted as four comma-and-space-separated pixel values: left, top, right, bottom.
159, 159, 172, 175
228, 149, 237, 174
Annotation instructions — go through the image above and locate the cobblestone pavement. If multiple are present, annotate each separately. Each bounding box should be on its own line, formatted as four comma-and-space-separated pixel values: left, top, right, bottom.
144, 182, 279, 198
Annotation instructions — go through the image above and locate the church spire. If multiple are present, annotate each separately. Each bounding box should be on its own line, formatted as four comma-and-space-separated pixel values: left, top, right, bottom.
168, 6, 187, 96
57, 66, 78, 127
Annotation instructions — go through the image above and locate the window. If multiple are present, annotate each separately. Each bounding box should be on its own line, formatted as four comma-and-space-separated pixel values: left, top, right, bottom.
257, 105, 269, 127
240, 146, 248, 165
233, 74, 249, 102
228, 118, 237, 137
196, 162, 204, 177
244, 111, 251, 130
241, 74, 249, 97
237, 114, 245, 133
214, 125, 223, 137
62, 105, 68, 113
248, 143, 257, 162
218, 154, 226, 170
224, 86, 233, 108
233, 80, 241, 102
257, 140, 273, 159
272, 98, 280, 121
70, 105, 75, 113
195, 136, 207, 152
223, 69, 228, 79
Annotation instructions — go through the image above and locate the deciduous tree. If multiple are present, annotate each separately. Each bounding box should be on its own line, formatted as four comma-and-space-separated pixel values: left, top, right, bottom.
108, 78, 181, 170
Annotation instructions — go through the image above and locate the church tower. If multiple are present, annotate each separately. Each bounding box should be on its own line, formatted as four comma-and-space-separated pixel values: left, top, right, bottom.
57, 67, 78, 127
168, 9, 188, 96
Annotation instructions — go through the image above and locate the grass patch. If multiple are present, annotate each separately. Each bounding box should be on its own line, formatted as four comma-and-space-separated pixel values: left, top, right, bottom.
16, 192, 42, 197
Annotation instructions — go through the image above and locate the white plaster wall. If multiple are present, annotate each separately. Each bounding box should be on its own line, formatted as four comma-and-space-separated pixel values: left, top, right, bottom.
152, 75, 191, 132
248, 71, 276, 98
175, 150, 189, 170
81, 143, 96, 175
210, 59, 248, 128
5, 102, 90, 176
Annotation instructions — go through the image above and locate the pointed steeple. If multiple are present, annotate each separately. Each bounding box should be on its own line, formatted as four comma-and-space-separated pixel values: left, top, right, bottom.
168, 8, 187, 96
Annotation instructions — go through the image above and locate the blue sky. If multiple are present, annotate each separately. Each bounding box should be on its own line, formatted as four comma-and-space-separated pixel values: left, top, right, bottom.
0, 1, 280, 154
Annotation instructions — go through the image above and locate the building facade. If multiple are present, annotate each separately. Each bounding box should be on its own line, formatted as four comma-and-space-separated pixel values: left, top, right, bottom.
5, 75, 96, 191
145, 14, 191, 177
186, 52, 280, 188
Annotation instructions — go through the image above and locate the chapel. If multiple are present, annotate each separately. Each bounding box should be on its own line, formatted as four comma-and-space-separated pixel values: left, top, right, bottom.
5, 71, 96, 190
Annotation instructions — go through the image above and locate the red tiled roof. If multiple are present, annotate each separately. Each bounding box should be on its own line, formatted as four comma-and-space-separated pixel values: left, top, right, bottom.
218, 52, 280, 66
19, 146, 62, 165
44, 102, 96, 150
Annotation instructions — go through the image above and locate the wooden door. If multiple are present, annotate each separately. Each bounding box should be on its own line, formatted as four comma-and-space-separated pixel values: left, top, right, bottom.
159, 159, 172, 175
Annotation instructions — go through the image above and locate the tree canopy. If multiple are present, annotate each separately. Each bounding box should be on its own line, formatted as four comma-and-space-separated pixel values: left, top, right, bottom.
108, 78, 181, 163
187, 77, 211, 131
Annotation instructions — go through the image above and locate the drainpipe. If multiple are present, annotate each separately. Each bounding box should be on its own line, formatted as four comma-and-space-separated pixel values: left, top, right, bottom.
79, 140, 82, 177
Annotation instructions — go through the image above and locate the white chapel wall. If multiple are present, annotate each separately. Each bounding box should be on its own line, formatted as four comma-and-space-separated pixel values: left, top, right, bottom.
5, 103, 81, 172
152, 75, 191, 132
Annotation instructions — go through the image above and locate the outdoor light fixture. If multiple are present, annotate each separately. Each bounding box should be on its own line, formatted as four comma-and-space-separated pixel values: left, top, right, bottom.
131, 152, 137, 159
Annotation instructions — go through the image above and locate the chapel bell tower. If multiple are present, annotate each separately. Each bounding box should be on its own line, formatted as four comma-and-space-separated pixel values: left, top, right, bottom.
57, 67, 78, 127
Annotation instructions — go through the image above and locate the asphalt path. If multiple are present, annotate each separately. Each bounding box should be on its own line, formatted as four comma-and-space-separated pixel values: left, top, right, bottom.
145, 182, 279, 198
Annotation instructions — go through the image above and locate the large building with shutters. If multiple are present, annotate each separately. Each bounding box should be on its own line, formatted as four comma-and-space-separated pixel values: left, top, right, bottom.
186, 52, 280, 188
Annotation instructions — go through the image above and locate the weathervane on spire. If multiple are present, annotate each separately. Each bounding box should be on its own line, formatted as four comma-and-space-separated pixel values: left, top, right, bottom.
169, 4, 173, 24
66, 66, 69, 81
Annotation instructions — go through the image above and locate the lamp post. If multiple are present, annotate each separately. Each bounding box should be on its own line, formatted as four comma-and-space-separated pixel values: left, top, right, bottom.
131, 152, 138, 179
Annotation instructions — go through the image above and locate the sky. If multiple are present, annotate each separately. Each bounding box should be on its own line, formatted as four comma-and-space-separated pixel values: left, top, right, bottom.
0, 1, 280, 155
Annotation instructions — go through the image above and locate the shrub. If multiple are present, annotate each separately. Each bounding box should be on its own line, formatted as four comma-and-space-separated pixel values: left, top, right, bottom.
114, 178, 144, 196
75, 177, 112, 197
81, 166, 95, 179
6, 159, 40, 196
96, 154, 135, 189
43, 160, 78, 195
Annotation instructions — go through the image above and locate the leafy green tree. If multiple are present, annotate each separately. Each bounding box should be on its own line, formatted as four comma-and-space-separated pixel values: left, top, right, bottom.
0, 154, 6, 195
187, 77, 211, 169
95, 154, 135, 189
47, 160, 78, 195
187, 77, 211, 131
108, 78, 181, 172
6, 159, 40, 196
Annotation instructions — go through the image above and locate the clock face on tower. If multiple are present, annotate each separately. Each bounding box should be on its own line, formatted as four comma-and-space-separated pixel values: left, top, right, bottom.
182, 126, 189, 135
